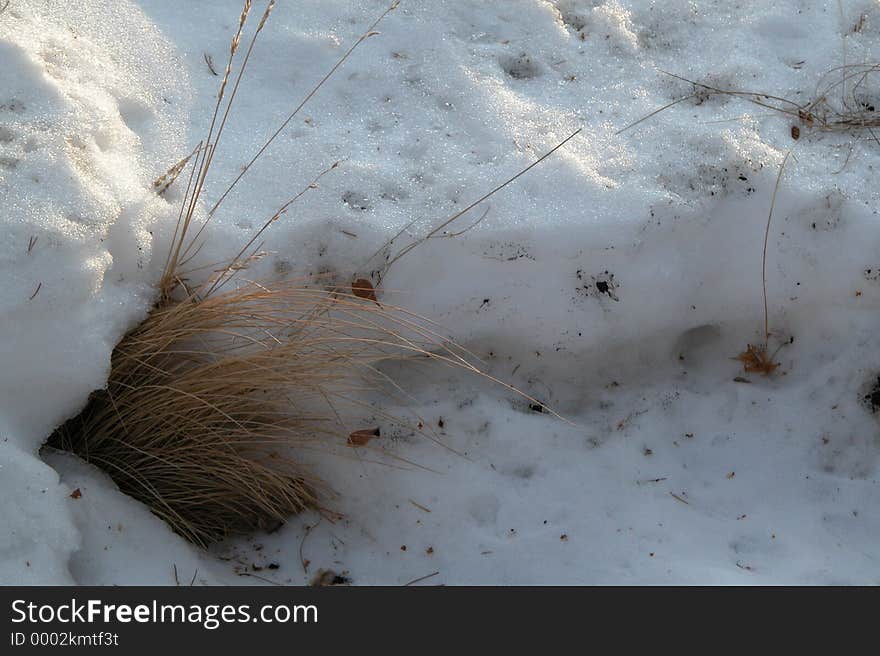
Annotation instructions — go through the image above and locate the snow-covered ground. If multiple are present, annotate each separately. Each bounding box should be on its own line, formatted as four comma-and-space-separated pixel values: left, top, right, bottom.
3, 0, 880, 584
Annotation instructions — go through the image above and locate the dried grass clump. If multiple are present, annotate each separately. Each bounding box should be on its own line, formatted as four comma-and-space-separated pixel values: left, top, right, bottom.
49, 277, 465, 546
46, 0, 418, 547
47, 0, 569, 546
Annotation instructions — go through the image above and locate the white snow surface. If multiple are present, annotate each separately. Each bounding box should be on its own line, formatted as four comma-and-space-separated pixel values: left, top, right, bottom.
3, 0, 880, 584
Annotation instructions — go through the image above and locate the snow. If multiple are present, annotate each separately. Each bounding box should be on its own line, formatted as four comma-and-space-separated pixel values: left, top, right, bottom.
0, 0, 188, 584
2, 0, 880, 584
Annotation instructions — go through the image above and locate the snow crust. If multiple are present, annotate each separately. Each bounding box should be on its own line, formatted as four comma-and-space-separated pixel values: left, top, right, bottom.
3, 0, 880, 584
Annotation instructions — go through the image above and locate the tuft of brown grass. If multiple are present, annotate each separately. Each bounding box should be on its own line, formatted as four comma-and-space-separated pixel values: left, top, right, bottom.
48, 277, 477, 546
733, 344, 781, 377
47, 0, 572, 547
47, 0, 412, 547
735, 149, 792, 377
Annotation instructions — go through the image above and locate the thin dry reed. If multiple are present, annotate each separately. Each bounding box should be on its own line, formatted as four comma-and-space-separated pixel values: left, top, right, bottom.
618, 65, 880, 140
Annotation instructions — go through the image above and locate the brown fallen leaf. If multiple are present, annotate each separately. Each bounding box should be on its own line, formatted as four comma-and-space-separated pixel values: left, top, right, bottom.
347, 427, 380, 447
69, 488, 82, 499
351, 278, 379, 304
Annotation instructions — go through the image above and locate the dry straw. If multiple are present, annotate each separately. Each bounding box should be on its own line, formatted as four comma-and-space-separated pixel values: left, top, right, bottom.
617, 65, 880, 141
